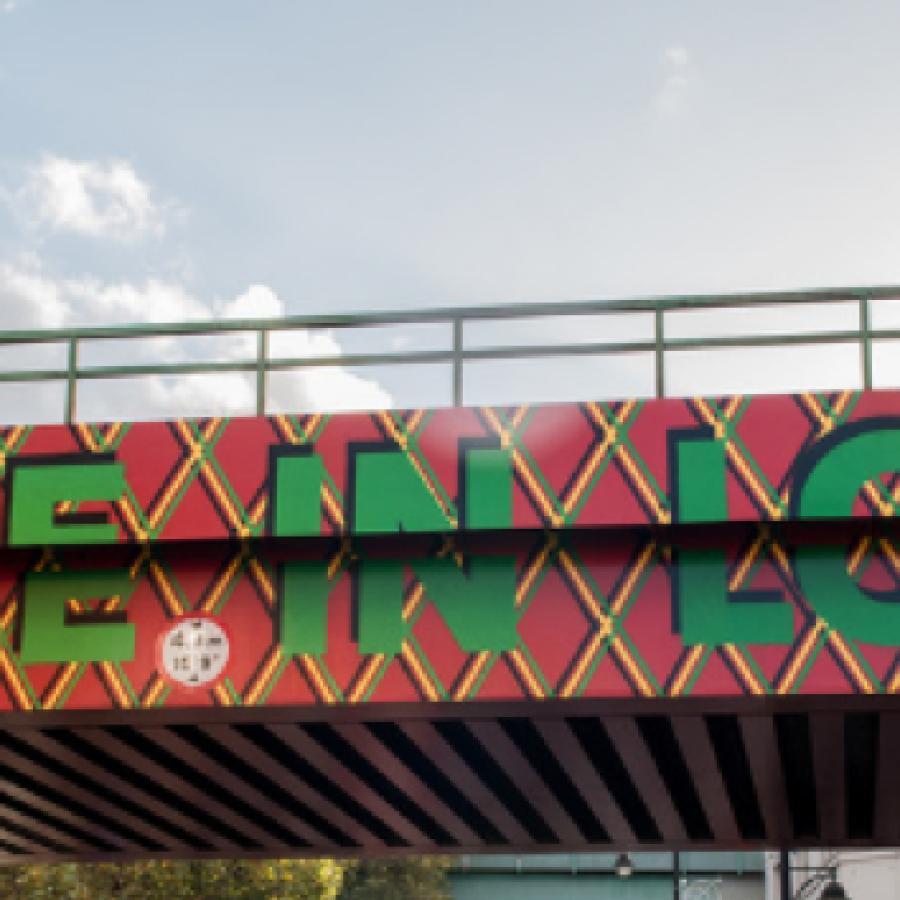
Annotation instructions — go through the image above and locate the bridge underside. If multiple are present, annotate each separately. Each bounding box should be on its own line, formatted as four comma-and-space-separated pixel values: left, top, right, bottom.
0, 695, 894, 864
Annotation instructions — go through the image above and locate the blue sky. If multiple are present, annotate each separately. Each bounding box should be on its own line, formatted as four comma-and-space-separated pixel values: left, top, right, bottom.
1, 2, 900, 418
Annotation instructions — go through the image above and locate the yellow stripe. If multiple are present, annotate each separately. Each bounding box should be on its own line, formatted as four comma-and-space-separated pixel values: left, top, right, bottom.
508, 647, 545, 699
402, 581, 426, 620
117, 496, 149, 543
402, 641, 440, 702
562, 431, 615, 516
245, 646, 283, 705
301, 655, 336, 704
559, 631, 605, 698
303, 414, 323, 441
104, 422, 123, 446
510, 406, 530, 430
557, 550, 606, 621
322, 484, 345, 529
800, 393, 834, 436
670, 645, 705, 697
0, 600, 16, 631
100, 662, 132, 708
201, 552, 245, 613
348, 655, 384, 703
248, 557, 275, 606
723, 644, 764, 695
848, 536, 871, 575
249, 494, 267, 526
44, 662, 79, 709
610, 635, 654, 696
200, 461, 249, 537
76, 423, 99, 452
274, 415, 298, 444
142, 675, 167, 708
213, 682, 233, 706
452, 651, 492, 700
149, 562, 184, 616
777, 620, 825, 694
729, 534, 765, 592
615, 445, 671, 524
516, 542, 552, 608
0, 651, 32, 710
724, 395, 743, 420
406, 410, 426, 434
611, 542, 655, 616
828, 632, 874, 694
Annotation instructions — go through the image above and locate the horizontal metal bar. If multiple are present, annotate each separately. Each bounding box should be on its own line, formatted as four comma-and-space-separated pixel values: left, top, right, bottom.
0, 285, 897, 346
2, 328, 899, 385
0, 369, 69, 384
74, 360, 258, 380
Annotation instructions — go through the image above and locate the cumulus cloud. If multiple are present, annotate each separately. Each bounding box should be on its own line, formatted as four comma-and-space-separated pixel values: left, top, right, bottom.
0, 257, 391, 423
18, 156, 168, 240
655, 45, 694, 118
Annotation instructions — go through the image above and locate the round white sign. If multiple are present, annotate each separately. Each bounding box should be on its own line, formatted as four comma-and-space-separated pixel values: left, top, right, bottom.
160, 617, 230, 689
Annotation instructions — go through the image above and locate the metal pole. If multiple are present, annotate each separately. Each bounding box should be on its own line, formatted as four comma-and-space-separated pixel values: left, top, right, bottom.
673, 850, 680, 899
860, 294, 873, 389
654, 302, 665, 398
64, 337, 78, 425
780, 849, 791, 900
256, 329, 269, 416
452, 317, 463, 407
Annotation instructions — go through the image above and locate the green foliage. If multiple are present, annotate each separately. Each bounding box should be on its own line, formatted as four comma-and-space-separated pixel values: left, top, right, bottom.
0, 856, 449, 899
338, 858, 451, 900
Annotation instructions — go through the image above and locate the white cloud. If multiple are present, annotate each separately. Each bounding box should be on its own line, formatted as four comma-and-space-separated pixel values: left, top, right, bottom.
19, 156, 168, 240
0, 257, 391, 423
1, 1, 16, 12
655, 45, 694, 118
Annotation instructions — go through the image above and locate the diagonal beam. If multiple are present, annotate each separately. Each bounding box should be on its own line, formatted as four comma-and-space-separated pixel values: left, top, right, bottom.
10, 729, 219, 852
266, 723, 431, 846
331, 722, 483, 847
467, 720, 582, 844
739, 714, 790, 844
602, 716, 685, 842
533, 718, 635, 844
397, 720, 532, 846
670, 716, 739, 844
199, 723, 379, 848
73, 728, 279, 850
810, 711, 845, 844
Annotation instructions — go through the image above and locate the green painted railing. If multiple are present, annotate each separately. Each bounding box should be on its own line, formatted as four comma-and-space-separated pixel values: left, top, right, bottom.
1, 286, 898, 422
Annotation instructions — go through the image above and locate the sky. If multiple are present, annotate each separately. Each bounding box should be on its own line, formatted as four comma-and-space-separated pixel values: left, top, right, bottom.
2, 2, 900, 419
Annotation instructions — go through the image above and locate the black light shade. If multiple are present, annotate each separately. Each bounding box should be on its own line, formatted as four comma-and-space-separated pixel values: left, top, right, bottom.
821, 880, 848, 900
614, 853, 634, 878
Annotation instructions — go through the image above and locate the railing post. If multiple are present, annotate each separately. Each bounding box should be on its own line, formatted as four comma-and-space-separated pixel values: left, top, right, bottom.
64, 337, 78, 425
452, 317, 463, 407
860, 294, 873, 390
256, 329, 268, 416
654, 302, 665, 398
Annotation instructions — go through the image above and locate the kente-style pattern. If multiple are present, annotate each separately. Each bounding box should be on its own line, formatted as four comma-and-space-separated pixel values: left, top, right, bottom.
0, 389, 897, 544
0, 389, 896, 712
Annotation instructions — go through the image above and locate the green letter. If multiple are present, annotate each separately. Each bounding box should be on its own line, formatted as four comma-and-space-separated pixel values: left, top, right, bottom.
353, 444, 512, 534
357, 554, 518, 656
794, 424, 900, 643
463, 445, 512, 529
19, 569, 136, 663
674, 435, 791, 645
271, 452, 324, 537
9, 461, 125, 546
280, 561, 330, 655
353, 451, 454, 534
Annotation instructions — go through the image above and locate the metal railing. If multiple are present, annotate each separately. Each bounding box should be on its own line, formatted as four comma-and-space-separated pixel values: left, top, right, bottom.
0, 285, 899, 423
